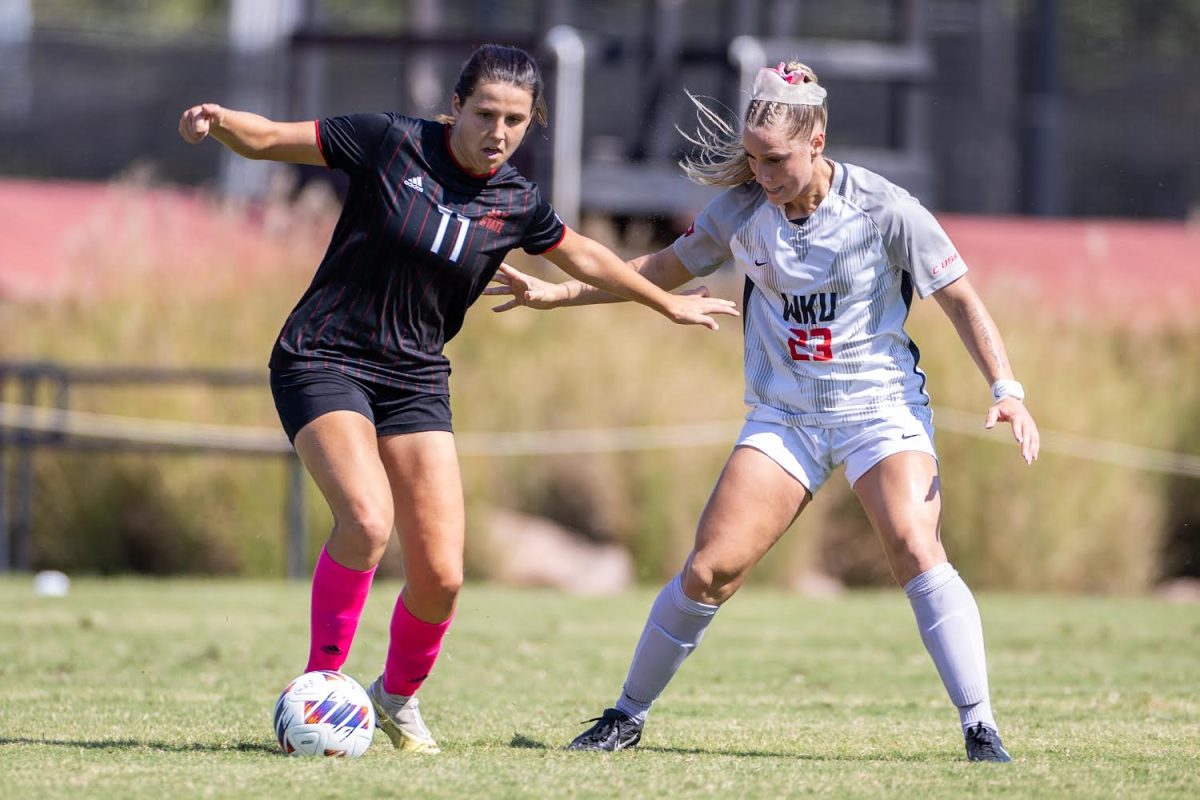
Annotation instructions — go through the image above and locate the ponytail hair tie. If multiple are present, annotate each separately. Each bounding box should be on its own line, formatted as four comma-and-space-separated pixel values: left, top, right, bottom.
751, 64, 826, 105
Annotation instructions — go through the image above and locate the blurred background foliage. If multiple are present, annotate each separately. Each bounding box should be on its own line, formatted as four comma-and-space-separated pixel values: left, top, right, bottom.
3, 0, 1198, 590
3, 207, 1197, 591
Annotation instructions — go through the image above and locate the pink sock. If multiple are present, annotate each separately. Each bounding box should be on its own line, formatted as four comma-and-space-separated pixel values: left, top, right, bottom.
305, 547, 376, 673
383, 594, 454, 695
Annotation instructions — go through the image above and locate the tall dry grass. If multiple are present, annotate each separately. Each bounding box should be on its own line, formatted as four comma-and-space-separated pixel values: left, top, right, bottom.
3, 191, 1197, 589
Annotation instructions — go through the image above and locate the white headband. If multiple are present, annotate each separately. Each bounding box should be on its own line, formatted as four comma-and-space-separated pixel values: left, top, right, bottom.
750, 64, 827, 106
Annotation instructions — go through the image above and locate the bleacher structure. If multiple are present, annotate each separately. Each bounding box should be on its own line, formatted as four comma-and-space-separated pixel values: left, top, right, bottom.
268, 0, 1013, 221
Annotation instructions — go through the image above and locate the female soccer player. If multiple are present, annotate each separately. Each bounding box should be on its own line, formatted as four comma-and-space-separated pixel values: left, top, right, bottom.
487, 61, 1038, 762
178, 44, 737, 754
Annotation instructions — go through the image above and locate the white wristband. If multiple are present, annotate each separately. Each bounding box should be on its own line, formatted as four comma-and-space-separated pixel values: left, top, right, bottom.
991, 379, 1025, 402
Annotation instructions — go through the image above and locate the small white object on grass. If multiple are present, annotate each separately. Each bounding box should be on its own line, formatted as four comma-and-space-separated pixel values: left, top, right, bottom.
33, 570, 70, 597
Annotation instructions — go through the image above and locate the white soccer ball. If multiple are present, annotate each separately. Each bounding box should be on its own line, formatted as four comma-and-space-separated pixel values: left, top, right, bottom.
273, 670, 376, 757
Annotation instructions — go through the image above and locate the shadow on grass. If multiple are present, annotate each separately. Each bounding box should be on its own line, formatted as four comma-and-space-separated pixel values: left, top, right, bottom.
507, 732, 788, 759
509, 734, 549, 749
0, 737, 279, 754
637, 745, 944, 762
506, 734, 943, 762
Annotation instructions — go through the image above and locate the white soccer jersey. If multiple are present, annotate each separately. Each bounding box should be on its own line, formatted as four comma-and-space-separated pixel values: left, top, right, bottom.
673, 161, 967, 427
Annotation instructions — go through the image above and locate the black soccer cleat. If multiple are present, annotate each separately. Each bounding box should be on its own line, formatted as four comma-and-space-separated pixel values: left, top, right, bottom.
964, 722, 1012, 762
566, 708, 643, 751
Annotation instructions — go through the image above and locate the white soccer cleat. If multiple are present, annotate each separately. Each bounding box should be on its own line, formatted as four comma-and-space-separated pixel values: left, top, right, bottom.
367, 677, 441, 754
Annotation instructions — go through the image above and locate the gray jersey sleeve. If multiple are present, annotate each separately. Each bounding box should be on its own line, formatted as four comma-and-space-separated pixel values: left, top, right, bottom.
850, 167, 967, 298
671, 183, 763, 277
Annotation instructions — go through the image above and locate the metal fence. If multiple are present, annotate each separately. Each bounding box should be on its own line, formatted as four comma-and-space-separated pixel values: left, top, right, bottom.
10, 1, 1198, 219
0, 361, 308, 577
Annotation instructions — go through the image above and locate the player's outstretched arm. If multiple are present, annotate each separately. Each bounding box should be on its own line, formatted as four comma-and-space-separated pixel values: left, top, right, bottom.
486, 240, 725, 318
934, 275, 1040, 464
535, 229, 736, 330
178, 103, 325, 166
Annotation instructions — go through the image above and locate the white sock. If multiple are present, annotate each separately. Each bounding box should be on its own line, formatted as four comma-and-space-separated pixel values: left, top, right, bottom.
904, 562, 998, 732
615, 574, 719, 724
369, 676, 412, 713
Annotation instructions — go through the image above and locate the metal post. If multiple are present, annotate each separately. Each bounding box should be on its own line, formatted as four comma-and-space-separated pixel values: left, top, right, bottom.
545, 25, 585, 228
977, 0, 1019, 213
1023, 0, 1065, 215
728, 36, 766, 118
12, 371, 35, 571
0, 369, 9, 573
285, 454, 307, 578
223, 0, 303, 198
722, 0, 761, 113
898, 0, 933, 204
292, 0, 325, 120
631, 0, 683, 162
407, 0, 443, 112
0, 0, 33, 124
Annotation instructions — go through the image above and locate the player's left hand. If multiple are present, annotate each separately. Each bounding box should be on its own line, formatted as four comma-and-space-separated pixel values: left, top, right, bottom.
985, 398, 1039, 464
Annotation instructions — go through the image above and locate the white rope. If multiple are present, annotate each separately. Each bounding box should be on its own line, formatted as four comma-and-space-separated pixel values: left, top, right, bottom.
0, 402, 291, 453
930, 408, 1200, 478
2, 401, 1199, 477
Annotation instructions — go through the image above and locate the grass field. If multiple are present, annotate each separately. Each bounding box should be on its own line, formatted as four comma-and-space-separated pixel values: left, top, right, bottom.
0, 580, 1197, 799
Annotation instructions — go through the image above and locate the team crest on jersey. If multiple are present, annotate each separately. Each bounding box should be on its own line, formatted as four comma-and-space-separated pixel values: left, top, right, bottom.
403, 175, 424, 193
479, 209, 507, 233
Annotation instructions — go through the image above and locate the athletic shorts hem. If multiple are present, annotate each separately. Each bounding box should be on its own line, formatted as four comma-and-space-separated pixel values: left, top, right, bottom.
737, 439, 816, 490
843, 439, 938, 488
270, 366, 452, 444
376, 419, 454, 437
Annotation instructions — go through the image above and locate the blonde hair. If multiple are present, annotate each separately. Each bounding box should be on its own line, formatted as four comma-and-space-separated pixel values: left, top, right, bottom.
679, 61, 827, 187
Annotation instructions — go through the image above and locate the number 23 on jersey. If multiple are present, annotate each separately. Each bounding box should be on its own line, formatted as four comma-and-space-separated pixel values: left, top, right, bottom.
788, 327, 834, 361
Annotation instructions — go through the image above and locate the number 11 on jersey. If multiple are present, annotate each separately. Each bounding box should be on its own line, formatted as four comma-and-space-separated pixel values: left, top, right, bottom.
431, 204, 470, 262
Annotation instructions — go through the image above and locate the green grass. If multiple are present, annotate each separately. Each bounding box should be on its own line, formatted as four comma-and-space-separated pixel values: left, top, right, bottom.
1, 579, 1197, 798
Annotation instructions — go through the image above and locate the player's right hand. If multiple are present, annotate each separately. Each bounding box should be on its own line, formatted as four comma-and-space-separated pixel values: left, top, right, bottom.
984, 397, 1040, 465
661, 291, 740, 331
178, 103, 224, 144
484, 263, 569, 312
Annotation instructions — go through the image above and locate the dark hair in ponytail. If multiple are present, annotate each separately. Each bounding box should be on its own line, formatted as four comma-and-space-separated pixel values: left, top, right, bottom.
446, 44, 548, 127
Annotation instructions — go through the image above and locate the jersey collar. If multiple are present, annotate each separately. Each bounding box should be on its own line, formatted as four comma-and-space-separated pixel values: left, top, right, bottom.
442, 123, 500, 180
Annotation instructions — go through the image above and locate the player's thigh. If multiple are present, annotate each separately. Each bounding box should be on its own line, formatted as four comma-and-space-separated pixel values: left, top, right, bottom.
686, 445, 810, 598
853, 450, 945, 572
293, 409, 394, 536
377, 430, 465, 583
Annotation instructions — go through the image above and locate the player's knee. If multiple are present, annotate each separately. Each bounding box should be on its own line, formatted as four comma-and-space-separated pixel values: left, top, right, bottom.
432, 569, 464, 601
416, 565, 463, 604
682, 558, 740, 605
885, 529, 945, 581
335, 503, 394, 551
407, 571, 461, 621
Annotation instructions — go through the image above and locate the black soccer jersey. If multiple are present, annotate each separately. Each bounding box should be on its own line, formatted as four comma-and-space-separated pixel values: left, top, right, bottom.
269, 113, 566, 393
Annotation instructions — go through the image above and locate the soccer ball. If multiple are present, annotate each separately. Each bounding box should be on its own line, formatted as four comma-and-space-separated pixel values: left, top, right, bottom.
273, 670, 376, 757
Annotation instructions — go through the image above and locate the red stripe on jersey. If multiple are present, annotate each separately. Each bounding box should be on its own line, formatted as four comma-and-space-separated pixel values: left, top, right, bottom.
314, 128, 412, 354
371, 155, 427, 357
296, 124, 408, 349
537, 224, 567, 254
313, 120, 327, 166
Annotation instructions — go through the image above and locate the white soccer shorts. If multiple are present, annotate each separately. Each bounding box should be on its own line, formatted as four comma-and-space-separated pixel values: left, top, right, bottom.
735, 406, 938, 492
